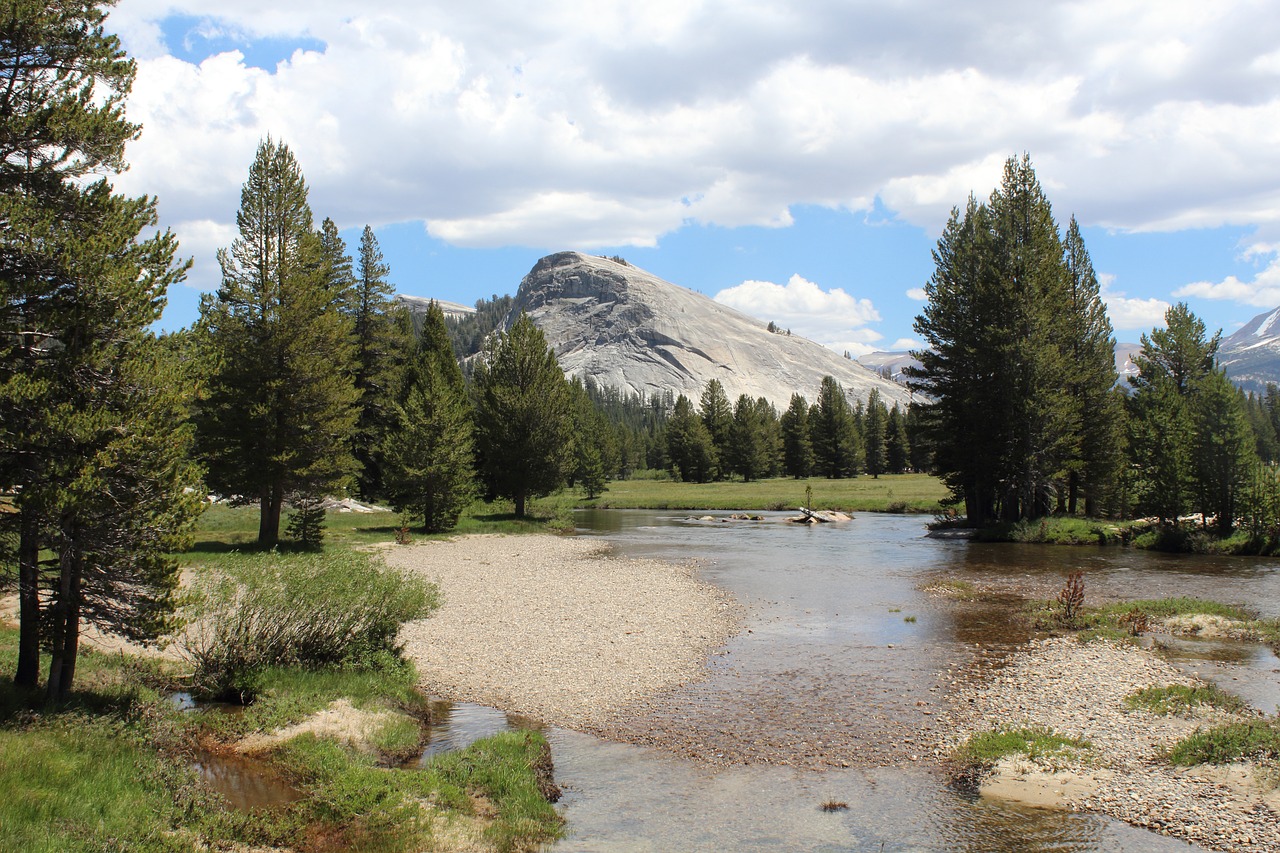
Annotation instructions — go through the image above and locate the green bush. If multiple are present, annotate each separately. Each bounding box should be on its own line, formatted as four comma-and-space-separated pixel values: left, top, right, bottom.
181, 550, 439, 696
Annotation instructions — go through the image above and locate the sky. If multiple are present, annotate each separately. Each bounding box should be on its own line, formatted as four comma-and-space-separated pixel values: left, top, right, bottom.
108, 0, 1280, 357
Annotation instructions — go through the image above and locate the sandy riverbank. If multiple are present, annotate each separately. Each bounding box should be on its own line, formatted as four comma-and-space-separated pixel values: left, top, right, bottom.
939, 636, 1280, 852
387, 534, 740, 730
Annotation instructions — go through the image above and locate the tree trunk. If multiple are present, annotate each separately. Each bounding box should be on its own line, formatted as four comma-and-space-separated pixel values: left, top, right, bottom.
258, 483, 283, 547
15, 507, 41, 688
53, 558, 81, 701
514, 491, 526, 518
45, 534, 78, 701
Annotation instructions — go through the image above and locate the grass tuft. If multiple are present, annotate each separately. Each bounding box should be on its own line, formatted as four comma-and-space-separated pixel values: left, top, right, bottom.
1168, 720, 1280, 766
1125, 684, 1250, 716
958, 726, 1091, 768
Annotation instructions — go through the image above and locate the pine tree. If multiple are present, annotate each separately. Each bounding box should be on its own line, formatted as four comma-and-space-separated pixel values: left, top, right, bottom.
909, 196, 1007, 524
699, 379, 733, 480
1128, 303, 1221, 526
863, 389, 888, 478
382, 302, 476, 532
197, 138, 359, 547
910, 156, 1115, 524
1128, 372, 1194, 525
986, 154, 1074, 520
1062, 216, 1123, 515
665, 394, 716, 483
727, 394, 770, 481
473, 312, 574, 517
1191, 371, 1257, 536
317, 217, 356, 300
886, 404, 911, 474
755, 396, 782, 478
780, 393, 814, 478
347, 225, 406, 499
810, 376, 861, 478
0, 0, 202, 693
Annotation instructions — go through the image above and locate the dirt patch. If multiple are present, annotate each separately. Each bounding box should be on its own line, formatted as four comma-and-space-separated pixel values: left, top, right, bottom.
237, 699, 408, 755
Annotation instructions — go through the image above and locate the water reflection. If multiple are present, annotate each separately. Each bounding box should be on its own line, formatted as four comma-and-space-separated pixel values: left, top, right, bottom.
554, 509, 1246, 851
406, 698, 541, 764
193, 750, 303, 811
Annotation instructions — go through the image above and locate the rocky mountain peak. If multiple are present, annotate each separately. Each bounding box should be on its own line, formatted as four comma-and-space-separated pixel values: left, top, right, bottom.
510, 251, 912, 408
1220, 305, 1280, 393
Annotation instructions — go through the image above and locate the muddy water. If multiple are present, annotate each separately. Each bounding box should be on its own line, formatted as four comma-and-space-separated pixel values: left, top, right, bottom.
542, 509, 1280, 852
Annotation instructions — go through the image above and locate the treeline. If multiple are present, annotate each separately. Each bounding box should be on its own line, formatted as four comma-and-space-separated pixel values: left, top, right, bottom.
660, 378, 920, 483
910, 154, 1278, 541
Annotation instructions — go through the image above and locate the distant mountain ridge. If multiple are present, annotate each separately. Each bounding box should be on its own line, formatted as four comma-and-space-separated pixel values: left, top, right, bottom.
857, 342, 1146, 388
505, 252, 912, 408
1220, 306, 1280, 394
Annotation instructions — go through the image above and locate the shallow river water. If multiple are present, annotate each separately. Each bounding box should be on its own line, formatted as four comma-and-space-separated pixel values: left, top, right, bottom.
527, 509, 1280, 852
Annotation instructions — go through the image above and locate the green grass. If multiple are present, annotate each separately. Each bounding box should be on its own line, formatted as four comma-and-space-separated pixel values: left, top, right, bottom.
576, 473, 947, 512
1092, 598, 1253, 622
196, 656, 427, 742
1168, 720, 1280, 766
0, 567, 560, 853
921, 578, 977, 599
0, 715, 209, 853
1032, 596, 1257, 637
957, 726, 1091, 768
184, 474, 948, 556
184, 499, 576, 564
1125, 684, 1250, 716
972, 516, 1147, 546
272, 729, 563, 852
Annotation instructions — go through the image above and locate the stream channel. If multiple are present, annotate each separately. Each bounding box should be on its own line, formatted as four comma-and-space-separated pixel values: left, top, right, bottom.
195, 510, 1280, 850
533, 509, 1280, 852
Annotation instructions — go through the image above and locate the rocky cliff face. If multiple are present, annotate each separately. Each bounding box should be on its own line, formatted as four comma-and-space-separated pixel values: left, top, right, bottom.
1220, 306, 1280, 394
510, 252, 912, 408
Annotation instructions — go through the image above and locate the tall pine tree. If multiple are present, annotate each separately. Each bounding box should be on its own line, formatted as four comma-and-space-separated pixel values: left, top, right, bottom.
197, 139, 359, 546
382, 301, 475, 531
348, 225, 406, 499
810, 376, 861, 478
780, 393, 814, 478
0, 0, 202, 694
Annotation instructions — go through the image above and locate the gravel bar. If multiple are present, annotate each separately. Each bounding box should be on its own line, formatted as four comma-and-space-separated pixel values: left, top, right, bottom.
937, 636, 1280, 853
389, 534, 740, 730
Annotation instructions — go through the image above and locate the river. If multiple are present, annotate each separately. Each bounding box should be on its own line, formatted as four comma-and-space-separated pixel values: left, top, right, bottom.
517, 509, 1279, 852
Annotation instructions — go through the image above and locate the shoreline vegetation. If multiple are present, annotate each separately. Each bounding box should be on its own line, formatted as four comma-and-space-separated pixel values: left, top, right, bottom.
5, 486, 1280, 850
0, 511, 569, 852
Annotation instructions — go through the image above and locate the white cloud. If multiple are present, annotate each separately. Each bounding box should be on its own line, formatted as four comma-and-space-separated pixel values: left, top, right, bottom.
889, 337, 923, 352
1101, 278, 1171, 333
1174, 274, 1280, 308
906, 287, 927, 301
713, 274, 882, 356
103, 0, 1280, 292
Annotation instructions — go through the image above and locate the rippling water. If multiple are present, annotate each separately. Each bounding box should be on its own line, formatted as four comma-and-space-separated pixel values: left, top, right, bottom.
531, 508, 1280, 852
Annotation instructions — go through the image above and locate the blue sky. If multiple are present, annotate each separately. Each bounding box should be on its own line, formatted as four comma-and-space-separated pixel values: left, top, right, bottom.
110, 1, 1280, 355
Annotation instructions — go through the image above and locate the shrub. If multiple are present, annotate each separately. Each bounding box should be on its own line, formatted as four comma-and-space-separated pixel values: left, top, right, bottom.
285, 494, 326, 549
1056, 571, 1085, 625
182, 550, 439, 696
